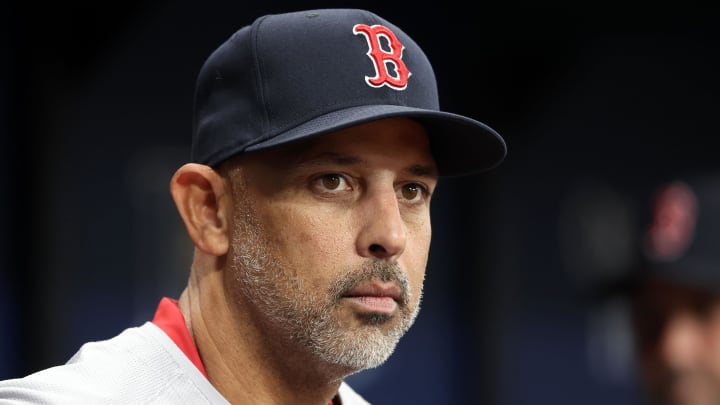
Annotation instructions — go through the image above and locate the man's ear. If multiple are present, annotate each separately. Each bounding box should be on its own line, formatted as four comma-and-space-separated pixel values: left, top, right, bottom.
169, 163, 230, 256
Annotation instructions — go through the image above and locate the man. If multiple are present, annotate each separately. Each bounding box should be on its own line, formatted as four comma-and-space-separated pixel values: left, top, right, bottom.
0, 8, 506, 404
625, 174, 720, 405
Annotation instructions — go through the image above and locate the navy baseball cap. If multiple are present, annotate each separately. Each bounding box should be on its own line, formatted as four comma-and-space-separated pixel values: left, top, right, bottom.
191, 8, 506, 176
637, 174, 720, 289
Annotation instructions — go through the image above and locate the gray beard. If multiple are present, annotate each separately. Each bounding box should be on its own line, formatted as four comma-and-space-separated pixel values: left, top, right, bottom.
229, 206, 421, 374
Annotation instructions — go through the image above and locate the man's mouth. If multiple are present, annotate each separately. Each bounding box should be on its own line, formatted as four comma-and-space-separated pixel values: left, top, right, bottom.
341, 281, 402, 314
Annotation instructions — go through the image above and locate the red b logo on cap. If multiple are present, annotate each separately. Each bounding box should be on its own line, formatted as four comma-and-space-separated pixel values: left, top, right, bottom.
644, 181, 698, 261
353, 24, 411, 90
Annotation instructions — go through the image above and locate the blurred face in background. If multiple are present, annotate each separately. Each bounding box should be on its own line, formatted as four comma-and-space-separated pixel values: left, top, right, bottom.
633, 276, 720, 405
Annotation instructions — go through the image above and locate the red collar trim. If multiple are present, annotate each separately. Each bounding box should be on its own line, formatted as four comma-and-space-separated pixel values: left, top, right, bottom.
152, 297, 339, 404
151, 297, 208, 378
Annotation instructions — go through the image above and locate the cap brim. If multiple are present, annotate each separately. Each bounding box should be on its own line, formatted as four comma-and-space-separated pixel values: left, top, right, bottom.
245, 105, 507, 176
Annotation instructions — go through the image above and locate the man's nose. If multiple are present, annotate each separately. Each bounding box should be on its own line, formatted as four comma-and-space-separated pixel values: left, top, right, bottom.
355, 189, 407, 260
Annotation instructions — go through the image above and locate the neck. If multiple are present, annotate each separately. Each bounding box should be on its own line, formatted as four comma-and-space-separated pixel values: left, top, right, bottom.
179, 260, 343, 405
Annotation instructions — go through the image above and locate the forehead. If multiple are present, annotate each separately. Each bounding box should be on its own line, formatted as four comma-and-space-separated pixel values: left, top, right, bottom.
633, 275, 720, 309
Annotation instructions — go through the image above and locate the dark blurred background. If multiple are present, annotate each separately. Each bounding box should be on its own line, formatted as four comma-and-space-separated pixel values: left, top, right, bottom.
2, 1, 720, 404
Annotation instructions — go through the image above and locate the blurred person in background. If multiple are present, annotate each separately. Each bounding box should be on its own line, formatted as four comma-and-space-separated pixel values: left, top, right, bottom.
619, 173, 720, 405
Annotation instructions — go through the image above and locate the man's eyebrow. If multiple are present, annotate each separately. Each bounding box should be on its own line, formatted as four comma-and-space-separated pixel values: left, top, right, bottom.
300, 152, 364, 167
298, 152, 438, 179
406, 164, 438, 179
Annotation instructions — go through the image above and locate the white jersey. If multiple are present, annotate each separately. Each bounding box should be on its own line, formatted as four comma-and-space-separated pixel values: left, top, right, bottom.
0, 322, 370, 405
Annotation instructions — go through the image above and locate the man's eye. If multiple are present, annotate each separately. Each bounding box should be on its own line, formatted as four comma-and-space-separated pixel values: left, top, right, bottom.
399, 183, 426, 202
315, 174, 348, 192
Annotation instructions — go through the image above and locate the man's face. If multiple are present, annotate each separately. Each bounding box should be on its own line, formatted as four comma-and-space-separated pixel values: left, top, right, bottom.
633, 276, 720, 405
223, 117, 437, 374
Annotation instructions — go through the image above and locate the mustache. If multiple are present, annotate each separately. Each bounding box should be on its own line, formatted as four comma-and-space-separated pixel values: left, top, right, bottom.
329, 260, 411, 306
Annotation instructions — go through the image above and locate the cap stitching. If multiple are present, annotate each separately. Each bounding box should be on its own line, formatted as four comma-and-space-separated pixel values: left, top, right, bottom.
251, 15, 271, 141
